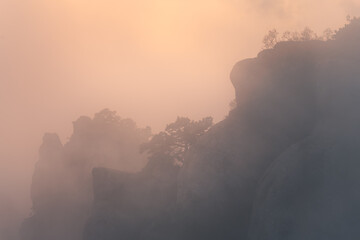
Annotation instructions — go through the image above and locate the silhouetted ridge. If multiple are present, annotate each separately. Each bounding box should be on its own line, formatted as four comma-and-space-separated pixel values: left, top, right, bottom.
20, 109, 150, 240
85, 19, 360, 240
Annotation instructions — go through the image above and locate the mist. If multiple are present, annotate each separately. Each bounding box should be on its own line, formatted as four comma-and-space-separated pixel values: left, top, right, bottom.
1, 0, 360, 239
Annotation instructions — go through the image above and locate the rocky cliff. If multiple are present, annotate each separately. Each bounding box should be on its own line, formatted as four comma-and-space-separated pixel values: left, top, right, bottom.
84, 156, 178, 240
85, 19, 360, 240
248, 19, 360, 240
20, 110, 150, 240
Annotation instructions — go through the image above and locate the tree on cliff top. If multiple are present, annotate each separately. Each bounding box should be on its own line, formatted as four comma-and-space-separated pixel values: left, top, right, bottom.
140, 116, 213, 165
262, 26, 336, 49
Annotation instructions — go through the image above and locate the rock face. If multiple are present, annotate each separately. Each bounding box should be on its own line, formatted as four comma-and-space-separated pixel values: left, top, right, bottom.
248, 19, 360, 240
20, 110, 150, 240
179, 20, 360, 240
175, 40, 319, 239
20, 133, 71, 240
85, 42, 319, 239
248, 124, 360, 240
85, 19, 360, 240
84, 156, 179, 240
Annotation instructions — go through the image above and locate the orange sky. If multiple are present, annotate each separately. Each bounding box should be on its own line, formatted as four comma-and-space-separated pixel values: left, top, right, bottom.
1, 0, 359, 222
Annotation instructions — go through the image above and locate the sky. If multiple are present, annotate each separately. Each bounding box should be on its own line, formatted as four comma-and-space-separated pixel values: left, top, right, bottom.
1, 0, 360, 236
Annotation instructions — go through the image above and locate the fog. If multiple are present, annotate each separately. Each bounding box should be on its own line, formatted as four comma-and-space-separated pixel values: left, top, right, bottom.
1, 0, 360, 239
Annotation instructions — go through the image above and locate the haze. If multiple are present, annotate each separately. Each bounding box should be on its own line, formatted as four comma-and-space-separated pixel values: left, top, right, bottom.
0, 0, 359, 239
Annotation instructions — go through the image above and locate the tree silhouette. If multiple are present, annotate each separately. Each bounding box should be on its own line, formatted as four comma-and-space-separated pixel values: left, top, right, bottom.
263, 27, 336, 49
140, 116, 213, 165
263, 29, 279, 49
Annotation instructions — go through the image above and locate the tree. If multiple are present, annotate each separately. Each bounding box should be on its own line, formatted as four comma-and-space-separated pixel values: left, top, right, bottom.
281, 31, 292, 41
324, 28, 335, 40
263, 27, 335, 49
300, 27, 318, 41
94, 108, 121, 125
140, 116, 213, 165
263, 29, 279, 49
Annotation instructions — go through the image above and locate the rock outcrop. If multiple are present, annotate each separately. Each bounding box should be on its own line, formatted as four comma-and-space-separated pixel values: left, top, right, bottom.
175, 40, 319, 240
178, 19, 360, 240
20, 110, 150, 240
84, 156, 179, 240
85, 19, 360, 240
248, 19, 360, 240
